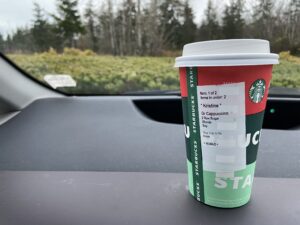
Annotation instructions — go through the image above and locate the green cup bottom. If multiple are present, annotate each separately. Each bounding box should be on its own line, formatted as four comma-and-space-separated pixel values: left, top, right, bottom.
187, 160, 256, 208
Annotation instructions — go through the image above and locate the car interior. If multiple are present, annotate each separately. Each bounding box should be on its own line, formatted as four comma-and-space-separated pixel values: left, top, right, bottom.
1, 0, 300, 223
0, 53, 300, 225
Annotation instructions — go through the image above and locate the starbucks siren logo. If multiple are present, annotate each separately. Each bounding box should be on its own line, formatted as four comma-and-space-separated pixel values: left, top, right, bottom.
249, 79, 266, 103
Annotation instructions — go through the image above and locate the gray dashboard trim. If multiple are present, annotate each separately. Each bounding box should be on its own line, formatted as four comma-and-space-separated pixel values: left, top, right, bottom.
0, 171, 299, 225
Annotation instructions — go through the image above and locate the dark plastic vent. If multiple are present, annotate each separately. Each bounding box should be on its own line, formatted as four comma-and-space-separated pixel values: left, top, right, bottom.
133, 98, 300, 130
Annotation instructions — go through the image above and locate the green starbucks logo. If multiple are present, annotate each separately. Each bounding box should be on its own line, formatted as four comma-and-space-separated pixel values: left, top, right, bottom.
249, 79, 266, 103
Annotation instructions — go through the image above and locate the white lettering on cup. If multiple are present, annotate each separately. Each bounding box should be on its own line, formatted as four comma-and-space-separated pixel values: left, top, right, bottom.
242, 175, 252, 188
215, 175, 253, 189
184, 125, 190, 138
215, 177, 227, 188
232, 177, 243, 189
252, 130, 260, 145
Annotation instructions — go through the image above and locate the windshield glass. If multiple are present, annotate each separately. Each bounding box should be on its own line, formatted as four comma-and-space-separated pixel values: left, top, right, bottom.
0, 0, 299, 95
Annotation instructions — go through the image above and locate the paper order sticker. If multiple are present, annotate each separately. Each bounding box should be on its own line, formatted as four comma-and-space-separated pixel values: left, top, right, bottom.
44, 74, 76, 89
197, 82, 246, 173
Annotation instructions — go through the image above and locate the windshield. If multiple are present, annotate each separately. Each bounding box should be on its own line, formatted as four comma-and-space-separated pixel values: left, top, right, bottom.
0, 0, 299, 95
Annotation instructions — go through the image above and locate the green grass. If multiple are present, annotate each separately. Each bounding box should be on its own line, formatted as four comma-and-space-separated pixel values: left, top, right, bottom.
7, 49, 300, 94
272, 52, 300, 88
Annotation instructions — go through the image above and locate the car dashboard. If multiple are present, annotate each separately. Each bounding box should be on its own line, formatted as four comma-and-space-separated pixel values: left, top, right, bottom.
0, 96, 299, 225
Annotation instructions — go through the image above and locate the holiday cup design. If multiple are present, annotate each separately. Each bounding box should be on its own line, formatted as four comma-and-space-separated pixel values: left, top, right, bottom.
249, 79, 266, 103
175, 40, 279, 208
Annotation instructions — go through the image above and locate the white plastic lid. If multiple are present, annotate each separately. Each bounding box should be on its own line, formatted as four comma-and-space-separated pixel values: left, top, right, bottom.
175, 39, 279, 67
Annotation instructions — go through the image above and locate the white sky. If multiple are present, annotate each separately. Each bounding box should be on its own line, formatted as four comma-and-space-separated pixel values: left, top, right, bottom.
0, 0, 230, 37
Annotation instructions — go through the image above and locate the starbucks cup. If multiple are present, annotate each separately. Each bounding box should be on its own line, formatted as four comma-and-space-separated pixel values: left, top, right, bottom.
175, 39, 279, 208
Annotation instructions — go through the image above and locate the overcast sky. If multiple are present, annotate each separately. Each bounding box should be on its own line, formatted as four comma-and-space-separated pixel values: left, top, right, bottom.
0, 0, 216, 37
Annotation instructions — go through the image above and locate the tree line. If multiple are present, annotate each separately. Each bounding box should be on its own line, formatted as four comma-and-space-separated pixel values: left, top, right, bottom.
0, 0, 299, 56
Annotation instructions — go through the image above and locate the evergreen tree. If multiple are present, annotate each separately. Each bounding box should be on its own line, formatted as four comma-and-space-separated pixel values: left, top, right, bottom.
2, 0, 297, 55
97, 0, 117, 55
222, 0, 245, 38
198, 0, 221, 40
136, 0, 142, 55
142, 0, 163, 55
32, 3, 54, 52
53, 0, 85, 48
287, 0, 300, 53
180, 0, 197, 45
84, 0, 98, 52
123, 0, 137, 55
10, 28, 34, 53
5, 35, 13, 53
159, 0, 184, 50
0, 33, 4, 53
251, 0, 275, 40
97, 3, 111, 54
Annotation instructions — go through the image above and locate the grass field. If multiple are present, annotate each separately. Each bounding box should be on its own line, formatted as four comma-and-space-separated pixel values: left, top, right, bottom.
7, 49, 300, 94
